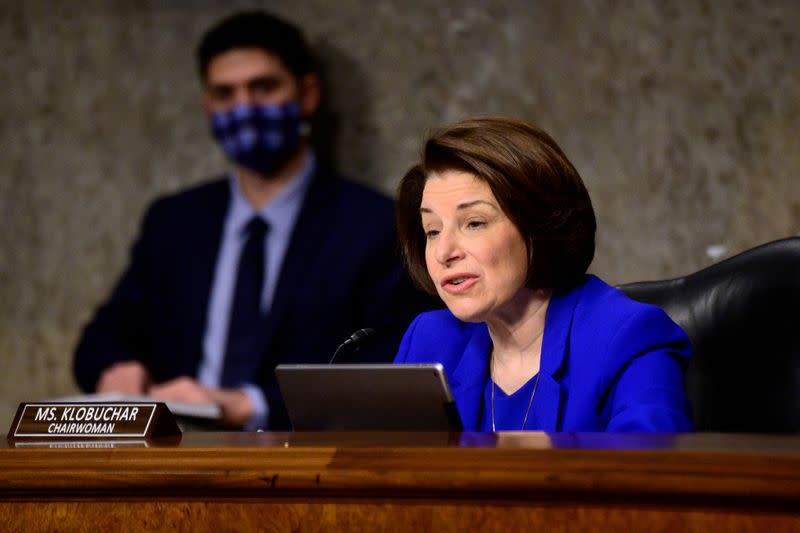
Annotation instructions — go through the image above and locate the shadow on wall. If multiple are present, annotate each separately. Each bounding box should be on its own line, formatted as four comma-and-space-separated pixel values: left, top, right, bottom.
311, 38, 377, 184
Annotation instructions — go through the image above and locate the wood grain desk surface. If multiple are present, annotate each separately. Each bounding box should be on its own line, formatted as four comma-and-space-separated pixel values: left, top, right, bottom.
2, 432, 799, 507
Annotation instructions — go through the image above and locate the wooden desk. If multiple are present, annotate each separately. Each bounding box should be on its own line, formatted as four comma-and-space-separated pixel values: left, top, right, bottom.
2, 432, 799, 531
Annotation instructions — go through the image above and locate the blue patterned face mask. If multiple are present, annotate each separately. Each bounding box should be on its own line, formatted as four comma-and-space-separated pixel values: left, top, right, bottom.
210, 101, 305, 175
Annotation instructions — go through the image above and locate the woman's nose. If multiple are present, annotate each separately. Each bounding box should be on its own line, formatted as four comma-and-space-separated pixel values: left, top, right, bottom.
434, 229, 464, 265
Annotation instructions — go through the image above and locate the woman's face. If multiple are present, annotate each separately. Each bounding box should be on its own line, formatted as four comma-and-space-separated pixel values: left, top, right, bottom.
421, 169, 529, 322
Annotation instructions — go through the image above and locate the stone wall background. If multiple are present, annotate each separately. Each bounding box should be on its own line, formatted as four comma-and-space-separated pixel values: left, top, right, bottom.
1, 0, 798, 428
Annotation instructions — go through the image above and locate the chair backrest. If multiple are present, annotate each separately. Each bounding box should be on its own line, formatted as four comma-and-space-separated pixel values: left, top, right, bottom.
618, 237, 800, 433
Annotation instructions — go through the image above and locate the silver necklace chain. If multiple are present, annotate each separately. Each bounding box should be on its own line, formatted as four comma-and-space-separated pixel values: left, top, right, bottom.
490, 330, 544, 432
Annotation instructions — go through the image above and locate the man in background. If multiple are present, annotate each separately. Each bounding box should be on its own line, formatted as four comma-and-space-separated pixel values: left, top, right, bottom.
73, 11, 429, 430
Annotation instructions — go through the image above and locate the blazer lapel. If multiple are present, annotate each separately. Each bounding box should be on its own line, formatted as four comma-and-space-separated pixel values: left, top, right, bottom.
256, 170, 334, 357
450, 325, 492, 431
533, 284, 581, 431
183, 180, 230, 368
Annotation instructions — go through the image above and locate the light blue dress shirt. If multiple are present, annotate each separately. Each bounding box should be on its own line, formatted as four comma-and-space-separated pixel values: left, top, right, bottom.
197, 153, 315, 429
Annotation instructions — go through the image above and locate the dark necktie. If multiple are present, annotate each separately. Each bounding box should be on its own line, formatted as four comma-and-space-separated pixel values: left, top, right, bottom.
221, 216, 269, 387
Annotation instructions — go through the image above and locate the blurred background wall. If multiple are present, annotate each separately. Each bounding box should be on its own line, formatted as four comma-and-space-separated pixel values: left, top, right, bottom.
1, 0, 798, 428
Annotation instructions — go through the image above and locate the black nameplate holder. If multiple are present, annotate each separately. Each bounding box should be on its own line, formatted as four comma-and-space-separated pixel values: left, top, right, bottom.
7, 402, 181, 444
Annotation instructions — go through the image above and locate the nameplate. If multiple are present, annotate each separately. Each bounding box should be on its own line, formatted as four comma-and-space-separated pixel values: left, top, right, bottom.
7, 402, 181, 442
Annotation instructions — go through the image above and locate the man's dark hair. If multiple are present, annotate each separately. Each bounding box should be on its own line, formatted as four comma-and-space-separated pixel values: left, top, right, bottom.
196, 11, 316, 82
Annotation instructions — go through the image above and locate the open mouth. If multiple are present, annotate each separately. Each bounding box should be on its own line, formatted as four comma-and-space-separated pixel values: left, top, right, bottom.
441, 274, 479, 293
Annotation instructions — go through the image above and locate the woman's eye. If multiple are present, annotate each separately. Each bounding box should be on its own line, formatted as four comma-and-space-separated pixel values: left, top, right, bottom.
466, 220, 486, 230
425, 229, 440, 239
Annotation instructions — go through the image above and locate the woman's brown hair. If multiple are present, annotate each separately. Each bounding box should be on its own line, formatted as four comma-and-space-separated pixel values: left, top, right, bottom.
396, 117, 596, 295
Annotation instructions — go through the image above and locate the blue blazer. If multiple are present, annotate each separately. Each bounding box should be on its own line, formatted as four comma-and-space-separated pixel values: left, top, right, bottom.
74, 168, 431, 429
395, 275, 693, 432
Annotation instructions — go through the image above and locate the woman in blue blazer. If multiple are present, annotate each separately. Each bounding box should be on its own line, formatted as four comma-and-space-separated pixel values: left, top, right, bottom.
394, 117, 692, 432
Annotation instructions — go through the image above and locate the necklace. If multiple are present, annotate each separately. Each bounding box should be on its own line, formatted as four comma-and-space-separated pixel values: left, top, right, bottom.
490, 329, 544, 432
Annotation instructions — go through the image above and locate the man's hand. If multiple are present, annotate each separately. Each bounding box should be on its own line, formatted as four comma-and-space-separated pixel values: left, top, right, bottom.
150, 377, 255, 429
149, 376, 215, 404
207, 388, 256, 429
96, 361, 151, 395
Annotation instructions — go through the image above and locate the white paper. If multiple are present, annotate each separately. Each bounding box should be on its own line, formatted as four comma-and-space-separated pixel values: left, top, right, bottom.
52, 393, 222, 420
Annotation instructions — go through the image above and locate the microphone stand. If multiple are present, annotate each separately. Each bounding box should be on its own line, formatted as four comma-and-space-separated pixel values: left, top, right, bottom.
328, 328, 376, 364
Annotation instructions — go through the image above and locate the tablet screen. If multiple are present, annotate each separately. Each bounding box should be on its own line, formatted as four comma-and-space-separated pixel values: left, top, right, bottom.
275, 364, 462, 431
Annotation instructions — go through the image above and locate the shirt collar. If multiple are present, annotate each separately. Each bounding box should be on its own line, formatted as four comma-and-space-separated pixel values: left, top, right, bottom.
226, 152, 316, 236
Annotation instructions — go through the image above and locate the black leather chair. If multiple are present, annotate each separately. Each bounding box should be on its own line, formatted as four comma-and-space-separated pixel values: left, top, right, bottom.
618, 237, 800, 433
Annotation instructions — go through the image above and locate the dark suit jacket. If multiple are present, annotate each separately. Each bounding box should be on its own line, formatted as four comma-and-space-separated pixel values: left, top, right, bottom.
74, 169, 430, 429
395, 275, 693, 432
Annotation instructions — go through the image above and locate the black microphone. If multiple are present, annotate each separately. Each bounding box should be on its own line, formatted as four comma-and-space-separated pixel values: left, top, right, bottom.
329, 328, 377, 364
